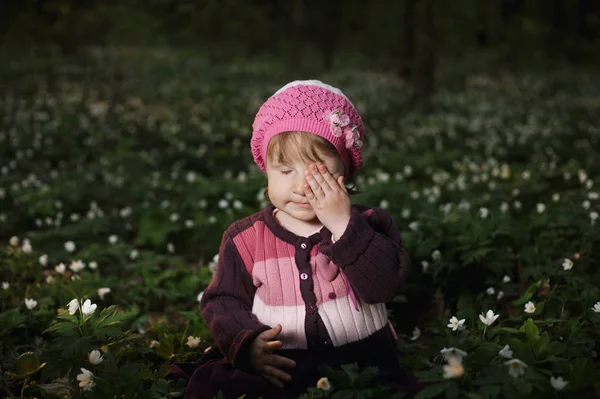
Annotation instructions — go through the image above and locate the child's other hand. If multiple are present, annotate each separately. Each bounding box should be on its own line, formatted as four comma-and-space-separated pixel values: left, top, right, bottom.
250, 324, 296, 388
303, 163, 351, 239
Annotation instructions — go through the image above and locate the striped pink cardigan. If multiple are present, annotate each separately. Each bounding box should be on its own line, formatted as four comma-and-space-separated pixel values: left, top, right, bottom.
200, 204, 411, 368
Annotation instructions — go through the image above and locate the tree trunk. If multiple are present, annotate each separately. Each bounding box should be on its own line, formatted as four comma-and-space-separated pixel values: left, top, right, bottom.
413, 0, 436, 101
398, 0, 416, 79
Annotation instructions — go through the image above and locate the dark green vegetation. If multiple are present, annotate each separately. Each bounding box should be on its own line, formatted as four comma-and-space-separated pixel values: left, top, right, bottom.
1, 46, 600, 398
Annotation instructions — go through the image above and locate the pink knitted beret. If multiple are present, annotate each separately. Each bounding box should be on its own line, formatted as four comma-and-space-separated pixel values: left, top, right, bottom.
251, 80, 365, 177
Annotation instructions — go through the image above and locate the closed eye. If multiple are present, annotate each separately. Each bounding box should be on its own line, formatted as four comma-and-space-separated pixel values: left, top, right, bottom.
281, 170, 292, 175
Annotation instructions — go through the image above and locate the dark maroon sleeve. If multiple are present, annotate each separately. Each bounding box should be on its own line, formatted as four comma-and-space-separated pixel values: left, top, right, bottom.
319, 207, 411, 304
199, 232, 270, 369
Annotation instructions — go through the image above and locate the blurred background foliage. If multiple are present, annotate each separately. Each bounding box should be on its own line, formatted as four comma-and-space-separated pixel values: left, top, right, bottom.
1, 0, 600, 97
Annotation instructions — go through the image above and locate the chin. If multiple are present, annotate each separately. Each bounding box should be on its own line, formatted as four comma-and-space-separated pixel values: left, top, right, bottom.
283, 203, 317, 219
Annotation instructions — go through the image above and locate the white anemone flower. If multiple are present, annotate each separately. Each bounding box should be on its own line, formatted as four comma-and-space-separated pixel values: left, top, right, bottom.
562, 258, 573, 270
1, 281, 9, 290
197, 291, 204, 302
592, 302, 600, 313
25, 298, 37, 309
502, 275, 511, 283
479, 207, 489, 218
524, 301, 536, 314
55, 263, 66, 274
431, 250, 441, 261
97, 288, 111, 300
108, 235, 118, 244
76, 368, 95, 391
69, 260, 85, 273
505, 359, 527, 378
81, 299, 97, 315
39, 254, 48, 266
88, 350, 104, 365
536, 203, 546, 214
316, 377, 331, 390
22, 239, 32, 253
9, 236, 19, 246
67, 299, 79, 315
410, 327, 421, 340
479, 309, 499, 326
486, 287, 495, 295
498, 345, 513, 359
447, 316, 465, 331
443, 357, 464, 379
64, 241, 76, 253
440, 347, 468, 363
550, 376, 568, 391
186, 336, 201, 349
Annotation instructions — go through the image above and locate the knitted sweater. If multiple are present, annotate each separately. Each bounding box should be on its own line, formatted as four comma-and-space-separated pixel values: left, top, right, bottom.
199, 204, 411, 370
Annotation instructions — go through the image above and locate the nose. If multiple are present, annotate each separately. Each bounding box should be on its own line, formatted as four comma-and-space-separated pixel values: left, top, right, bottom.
293, 172, 306, 195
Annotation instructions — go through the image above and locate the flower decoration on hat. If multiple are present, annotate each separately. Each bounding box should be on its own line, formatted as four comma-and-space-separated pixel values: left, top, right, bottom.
324, 109, 350, 137
344, 125, 363, 149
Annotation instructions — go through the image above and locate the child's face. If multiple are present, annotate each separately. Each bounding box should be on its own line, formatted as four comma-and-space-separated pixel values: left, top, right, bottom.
266, 153, 344, 224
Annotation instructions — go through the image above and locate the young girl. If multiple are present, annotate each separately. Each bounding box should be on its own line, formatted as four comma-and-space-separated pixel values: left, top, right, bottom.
170, 80, 415, 398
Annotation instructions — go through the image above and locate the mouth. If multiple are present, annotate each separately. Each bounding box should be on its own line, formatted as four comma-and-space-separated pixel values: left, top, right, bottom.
293, 202, 312, 208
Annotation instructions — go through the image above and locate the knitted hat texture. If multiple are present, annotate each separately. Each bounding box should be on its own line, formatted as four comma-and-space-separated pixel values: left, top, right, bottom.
251, 80, 364, 176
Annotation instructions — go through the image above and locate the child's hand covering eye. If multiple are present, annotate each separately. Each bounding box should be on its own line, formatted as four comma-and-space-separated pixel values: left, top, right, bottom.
303, 163, 352, 240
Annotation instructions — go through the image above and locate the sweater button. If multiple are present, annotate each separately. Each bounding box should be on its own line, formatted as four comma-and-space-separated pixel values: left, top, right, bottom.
300, 273, 308, 280
328, 292, 336, 299
300, 243, 308, 249
307, 305, 317, 314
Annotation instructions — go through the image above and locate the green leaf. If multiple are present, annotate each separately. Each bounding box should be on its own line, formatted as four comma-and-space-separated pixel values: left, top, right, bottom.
414, 382, 448, 399
42, 321, 78, 335
543, 341, 566, 357
511, 280, 542, 306
515, 381, 532, 395
445, 381, 459, 399
341, 363, 360, 382
478, 385, 501, 399
332, 390, 355, 399
6, 352, 47, 379
519, 318, 539, 340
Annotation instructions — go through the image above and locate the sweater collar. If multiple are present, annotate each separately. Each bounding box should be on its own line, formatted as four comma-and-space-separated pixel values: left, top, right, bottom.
262, 205, 329, 246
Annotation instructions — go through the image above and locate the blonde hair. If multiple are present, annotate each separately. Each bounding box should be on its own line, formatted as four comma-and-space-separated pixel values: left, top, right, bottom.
264, 131, 357, 199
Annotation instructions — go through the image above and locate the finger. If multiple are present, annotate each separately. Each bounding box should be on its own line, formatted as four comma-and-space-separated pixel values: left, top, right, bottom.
264, 365, 292, 383
305, 171, 325, 199
267, 354, 297, 369
303, 183, 317, 203
318, 164, 338, 189
262, 372, 285, 388
338, 176, 348, 193
310, 164, 332, 192
264, 340, 282, 352
259, 324, 282, 341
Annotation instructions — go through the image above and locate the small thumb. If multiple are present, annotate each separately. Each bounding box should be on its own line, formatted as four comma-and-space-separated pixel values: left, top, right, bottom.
262, 324, 282, 340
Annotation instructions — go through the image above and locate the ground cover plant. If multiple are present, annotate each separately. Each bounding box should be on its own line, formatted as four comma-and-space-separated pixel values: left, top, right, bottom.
1, 49, 600, 398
